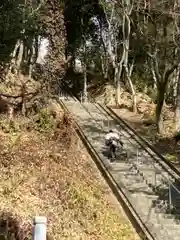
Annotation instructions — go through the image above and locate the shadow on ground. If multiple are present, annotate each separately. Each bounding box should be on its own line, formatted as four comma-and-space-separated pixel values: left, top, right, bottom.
111, 107, 157, 141
129, 176, 180, 224
0, 212, 53, 240
0, 212, 30, 240
152, 138, 180, 167
111, 107, 180, 167
81, 108, 180, 225
148, 179, 180, 223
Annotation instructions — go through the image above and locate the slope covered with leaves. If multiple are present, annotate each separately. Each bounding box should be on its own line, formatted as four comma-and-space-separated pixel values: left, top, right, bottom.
0, 101, 139, 240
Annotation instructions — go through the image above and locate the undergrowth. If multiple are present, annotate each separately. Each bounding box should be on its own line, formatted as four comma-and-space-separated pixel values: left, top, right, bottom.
0, 104, 139, 239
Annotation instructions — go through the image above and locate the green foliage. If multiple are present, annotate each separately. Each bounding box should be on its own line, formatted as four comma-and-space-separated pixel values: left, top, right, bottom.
35, 109, 54, 132
0, 119, 21, 133
0, 0, 24, 62
0, 0, 45, 66
64, 0, 105, 57
164, 153, 177, 162
132, 73, 157, 101
147, 88, 157, 102
132, 74, 146, 92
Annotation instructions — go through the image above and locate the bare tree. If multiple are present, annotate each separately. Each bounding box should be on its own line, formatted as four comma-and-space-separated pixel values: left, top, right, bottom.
100, 0, 137, 110
137, 1, 180, 133
120, 0, 137, 112
100, 0, 119, 83
82, 38, 88, 102
172, 0, 180, 131
175, 71, 180, 131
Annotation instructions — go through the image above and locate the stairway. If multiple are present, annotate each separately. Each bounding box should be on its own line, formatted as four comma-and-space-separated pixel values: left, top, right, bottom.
63, 100, 180, 240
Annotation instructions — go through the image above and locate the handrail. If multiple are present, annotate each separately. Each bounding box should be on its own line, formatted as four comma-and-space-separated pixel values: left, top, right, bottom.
99, 105, 180, 211
59, 98, 154, 240
58, 87, 180, 213
106, 106, 180, 178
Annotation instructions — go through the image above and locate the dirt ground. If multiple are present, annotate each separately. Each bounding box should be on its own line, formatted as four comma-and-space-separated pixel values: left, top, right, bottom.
111, 107, 180, 168
0, 110, 140, 240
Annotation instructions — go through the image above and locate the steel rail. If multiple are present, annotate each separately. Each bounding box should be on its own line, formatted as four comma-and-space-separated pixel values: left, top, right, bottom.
102, 105, 180, 179
79, 101, 180, 197
58, 85, 180, 185
56, 86, 180, 239
97, 104, 180, 197
58, 84, 180, 187
58, 98, 155, 240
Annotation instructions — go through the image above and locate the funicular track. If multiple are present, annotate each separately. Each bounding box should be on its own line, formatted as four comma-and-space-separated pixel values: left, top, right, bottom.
58, 88, 180, 240
102, 105, 180, 177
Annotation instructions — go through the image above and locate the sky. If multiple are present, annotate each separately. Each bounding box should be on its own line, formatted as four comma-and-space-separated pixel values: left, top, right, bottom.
37, 38, 49, 64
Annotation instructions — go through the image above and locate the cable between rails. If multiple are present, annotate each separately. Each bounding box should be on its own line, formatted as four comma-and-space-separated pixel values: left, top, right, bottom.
59, 98, 155, 240
59, 88, 180, 214
99, 104, 180, 198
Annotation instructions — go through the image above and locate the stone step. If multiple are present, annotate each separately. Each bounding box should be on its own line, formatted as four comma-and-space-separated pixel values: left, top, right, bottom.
64, 101, 180, 240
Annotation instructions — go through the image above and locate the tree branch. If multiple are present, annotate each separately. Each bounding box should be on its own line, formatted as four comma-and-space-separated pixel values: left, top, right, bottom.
30, 0, 45, 16
147, 51, 161, 82
164, 64, 178, 85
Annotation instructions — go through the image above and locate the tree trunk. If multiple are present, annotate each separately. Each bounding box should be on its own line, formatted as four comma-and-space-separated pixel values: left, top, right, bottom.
116, 80, 121, 106
114, 66, 118, 104
34, 36, 39, 61
6, 40, 21, 78
83, 64, 88, 102
175, 76, 180, 131
82, 35, 88, 102
122, 8, 136, 112
16, 41, 24, 71
125, 65, 137, 112
115, 49, 125, 106
156, 85, 166, 134
174, 65, 180, 108
28, 39, 36, 79
101, 55, 108, 80
132, 92, 137, 113
151, 67, 157, 89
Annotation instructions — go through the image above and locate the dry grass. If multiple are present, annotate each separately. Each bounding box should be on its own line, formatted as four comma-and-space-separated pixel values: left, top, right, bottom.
0, 111, 139, 239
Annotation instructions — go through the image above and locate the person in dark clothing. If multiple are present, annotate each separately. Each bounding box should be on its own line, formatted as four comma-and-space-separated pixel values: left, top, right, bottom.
173, 132, 180, 150
174, 132, 180, 144
105, 129, 123, 160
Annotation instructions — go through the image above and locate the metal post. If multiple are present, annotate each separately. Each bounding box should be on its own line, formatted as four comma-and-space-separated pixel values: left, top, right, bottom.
33, 216, 47, 240
66, 91, 69, 101
80, 92, 82, 103
102, 119, 104, 129
59, 90, 62, 100
154, 170, 156, 188
136, 148, 139, 165
169, 184, 172, 211
107, 120, 109, 130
